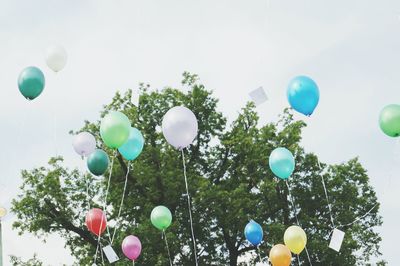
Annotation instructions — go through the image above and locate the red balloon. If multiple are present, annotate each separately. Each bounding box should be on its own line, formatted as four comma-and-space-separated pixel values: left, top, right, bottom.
85, 208, 107, 236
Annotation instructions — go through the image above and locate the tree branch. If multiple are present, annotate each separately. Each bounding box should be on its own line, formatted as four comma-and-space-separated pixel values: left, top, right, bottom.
45, 200, 98, 248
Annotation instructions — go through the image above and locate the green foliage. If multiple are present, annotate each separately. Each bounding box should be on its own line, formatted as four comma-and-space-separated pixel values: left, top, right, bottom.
10, 254, 44, 266
12, 73, 383, 265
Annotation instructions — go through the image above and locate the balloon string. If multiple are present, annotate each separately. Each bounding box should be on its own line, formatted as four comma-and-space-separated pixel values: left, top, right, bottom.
163, 230, 173, 266
317, 160, 336, 229
100, 243, 105, 265
181, 149, 199, 266
284, 180, 300, 225
94, 150, 116, 263
285, 180, 313, 266
84, 158, 91, 212
111, 161, 131, 245
336, 203, 378, 228
103, 151, 116, 244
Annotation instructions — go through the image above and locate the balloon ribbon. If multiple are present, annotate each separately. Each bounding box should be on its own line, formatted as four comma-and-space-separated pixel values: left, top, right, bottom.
181, 149, 199, 266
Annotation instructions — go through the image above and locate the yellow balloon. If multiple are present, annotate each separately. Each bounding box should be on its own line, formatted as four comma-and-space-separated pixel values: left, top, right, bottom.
0, 207, 7, 218
284, 225, 307, 254
269, 244, 292, 266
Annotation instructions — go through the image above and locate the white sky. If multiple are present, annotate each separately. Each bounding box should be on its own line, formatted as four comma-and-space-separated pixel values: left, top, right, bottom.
0, 0, 399, 265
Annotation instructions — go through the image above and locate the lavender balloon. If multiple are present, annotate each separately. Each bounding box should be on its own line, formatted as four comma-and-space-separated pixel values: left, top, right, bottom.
162, 106, 198, 149
72, 132, 96, 157
122, 235, 142, 261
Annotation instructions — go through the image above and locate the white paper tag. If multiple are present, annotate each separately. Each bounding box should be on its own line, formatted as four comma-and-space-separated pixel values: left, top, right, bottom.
103, 245, 119, 263
329, 229, 345, 252
249, 87, 268, 106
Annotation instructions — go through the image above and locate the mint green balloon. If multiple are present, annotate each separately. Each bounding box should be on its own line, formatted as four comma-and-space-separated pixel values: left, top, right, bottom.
18, 66, 45, 100
100, 111, 131, 148
87, 149, 109, 176
379, 104, 400, 137
151, 206, 172, 231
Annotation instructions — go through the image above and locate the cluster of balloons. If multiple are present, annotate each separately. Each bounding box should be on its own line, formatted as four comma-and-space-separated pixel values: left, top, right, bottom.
72, 111, 145, 177
75, 105, 198, 263
244, 220, 307, 266
74, 110, 148, 263
17, 45, 68, 101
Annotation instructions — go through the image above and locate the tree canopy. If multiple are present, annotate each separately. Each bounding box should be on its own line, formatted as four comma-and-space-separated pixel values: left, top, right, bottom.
11, 72, 383, 265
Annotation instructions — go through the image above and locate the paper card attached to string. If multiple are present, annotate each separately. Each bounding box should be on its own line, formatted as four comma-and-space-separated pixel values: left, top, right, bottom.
249, 87, 268, 106
103, 245, 119, 263
329, 228, 345, 252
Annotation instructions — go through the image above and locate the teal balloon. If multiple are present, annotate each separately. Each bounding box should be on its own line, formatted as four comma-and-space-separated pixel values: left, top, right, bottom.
118, 127, 144, 161
269, 147, 295, 179
18, 66, 45, 100
379, 104, 400, 137
87, 149, 109, 176
287, 76, 319, 116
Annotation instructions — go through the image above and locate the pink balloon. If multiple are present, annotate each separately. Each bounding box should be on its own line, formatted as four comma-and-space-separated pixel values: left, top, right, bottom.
122, 235, 142, 261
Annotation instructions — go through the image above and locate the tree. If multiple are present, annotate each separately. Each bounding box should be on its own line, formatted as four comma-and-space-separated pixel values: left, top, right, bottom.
12, 73, 383, 265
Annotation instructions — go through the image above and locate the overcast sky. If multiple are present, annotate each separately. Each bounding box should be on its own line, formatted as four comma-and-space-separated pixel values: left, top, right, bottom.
0, 0, 399, 265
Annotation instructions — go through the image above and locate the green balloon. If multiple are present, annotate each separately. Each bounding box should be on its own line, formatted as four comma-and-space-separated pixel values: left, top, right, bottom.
18, 66, 45, 100
379, 104, 400, 137
87, 149, 109, 176
100, 111, 131, 148
151, 206, 172, 231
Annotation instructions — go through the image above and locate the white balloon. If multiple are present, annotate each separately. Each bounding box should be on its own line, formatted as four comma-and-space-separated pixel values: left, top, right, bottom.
45, 45, 68, 72
162, 106, 198, 149
72, 132, 96, 157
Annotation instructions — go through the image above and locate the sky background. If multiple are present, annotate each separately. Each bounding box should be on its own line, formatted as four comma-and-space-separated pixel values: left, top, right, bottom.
0, 0, 399, 265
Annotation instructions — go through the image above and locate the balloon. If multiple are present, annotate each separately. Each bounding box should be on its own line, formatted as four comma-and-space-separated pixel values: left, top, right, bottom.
45, 45, 67, 72
118, 127, 145, 161
269, 147, 295, 179
100, 111, 131, 149
244, 220, 263, 246
284, 225, 307, 254
379, 104, 400, 137
122, 235, 142, 261
269, 244, 292, 266
287, 76, 319, 116
85, 208, 107, 236
18, 66, 45, 100
151, 206, 172, 231
0, 207, 7, 218
72, 132, 96, 157
87, 149, 109, 176
162, 106, 198, 149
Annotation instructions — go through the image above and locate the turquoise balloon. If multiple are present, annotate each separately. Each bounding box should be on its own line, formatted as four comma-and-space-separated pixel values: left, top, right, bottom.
118, 127, 144, 161
269, 147, 295, 179
18, 66, 45, 100
87, 149, 109, 176
287, 76, 319, 116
